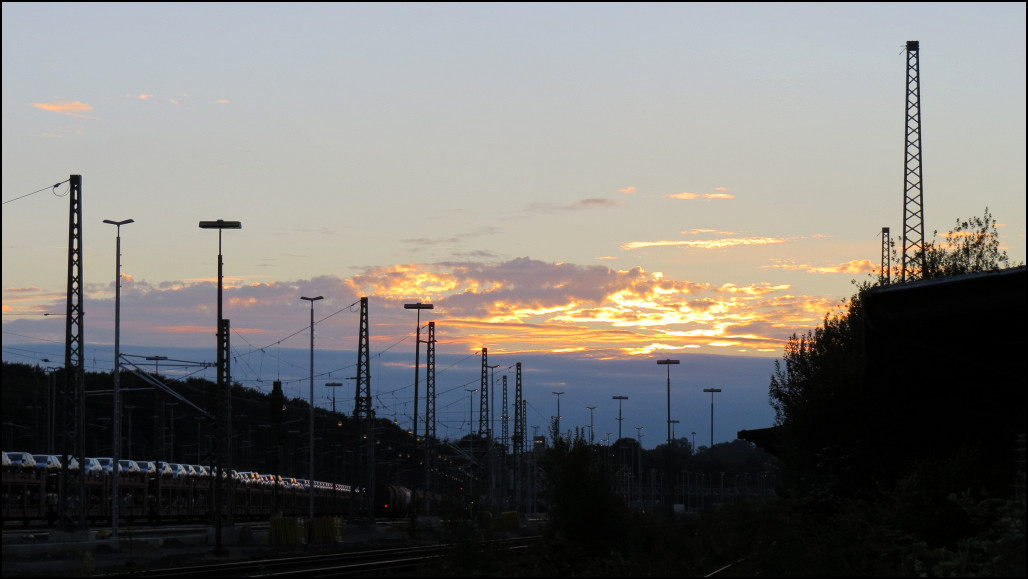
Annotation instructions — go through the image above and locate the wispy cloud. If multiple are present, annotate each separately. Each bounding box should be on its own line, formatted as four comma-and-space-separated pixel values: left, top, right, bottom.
125, 94, 154, 100
620, 237, 787, 250
762, 259, 875, 274
664, 188, 735, 201
618, 186, 637, 194
683, 229, 735, 235
527, 197, 621, 212
31, 100, 95, 118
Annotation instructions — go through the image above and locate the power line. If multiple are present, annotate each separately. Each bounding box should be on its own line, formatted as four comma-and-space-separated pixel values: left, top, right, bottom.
2, 180, 70, 205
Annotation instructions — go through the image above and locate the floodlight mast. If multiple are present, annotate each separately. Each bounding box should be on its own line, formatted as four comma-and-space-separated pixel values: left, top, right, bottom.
403, 302, 433, 526
103, 218, 133, 539
198, 219, 241, 554
301, 295, 323, 522
657, 359, 680, 520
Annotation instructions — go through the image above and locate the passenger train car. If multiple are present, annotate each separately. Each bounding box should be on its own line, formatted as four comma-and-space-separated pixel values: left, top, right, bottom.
2, 457, 363, 526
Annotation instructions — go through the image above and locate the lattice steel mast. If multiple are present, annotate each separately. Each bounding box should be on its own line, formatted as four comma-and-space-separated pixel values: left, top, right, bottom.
61, 174, 86, 531
881, 226, 891, 285
513, 363, 524, 509
424, 321, 436, 515
901, 40, 925, 282
479, 348, 489, 438
352, 297, 374, 519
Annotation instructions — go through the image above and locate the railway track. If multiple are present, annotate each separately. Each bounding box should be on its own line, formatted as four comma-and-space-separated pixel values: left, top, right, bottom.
122, 536, 541, 577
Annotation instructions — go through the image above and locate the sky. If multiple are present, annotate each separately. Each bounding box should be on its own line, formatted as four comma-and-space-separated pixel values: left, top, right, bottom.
3, 3, 1025, 449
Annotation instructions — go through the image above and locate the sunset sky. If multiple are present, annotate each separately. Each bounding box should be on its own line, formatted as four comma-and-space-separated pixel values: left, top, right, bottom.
3, 3, 1025, 449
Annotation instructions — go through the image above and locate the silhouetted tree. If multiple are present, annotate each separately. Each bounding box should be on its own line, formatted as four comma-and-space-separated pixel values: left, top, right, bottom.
540, 426, 629, 556
768, 208, 1021, 500
921, 207, 1016, 278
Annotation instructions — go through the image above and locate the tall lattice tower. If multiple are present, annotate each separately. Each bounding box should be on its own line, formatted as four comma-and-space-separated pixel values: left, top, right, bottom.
351, 297, 374, 519
901, 40, 925, 282
881, 226, 891, 285
513, 363, 524, 509
61, 174, 86, 530
501, 374, 509, 452
424, 321, 436, 514
425, 322, 436, 440
479, 348, 489, 438
513, 363, 524, 455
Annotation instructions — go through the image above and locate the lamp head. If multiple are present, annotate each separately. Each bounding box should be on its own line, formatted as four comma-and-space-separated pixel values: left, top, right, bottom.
199, 220, 242, 230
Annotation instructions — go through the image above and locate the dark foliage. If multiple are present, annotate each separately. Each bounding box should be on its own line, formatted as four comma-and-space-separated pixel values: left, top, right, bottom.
539, 426, 630, 557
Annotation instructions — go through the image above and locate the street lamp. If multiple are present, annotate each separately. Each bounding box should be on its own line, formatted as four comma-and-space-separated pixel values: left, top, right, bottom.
199, 219, 241, 554
487, 364, 500, 441
166, 402, 179, 461
670, 419, 680, 509
403, 302, 433, 524
465, 389, 478, 437
302, 295, 323, 522
103, 218, 133, 539
326, 382, 343, 415
146, 355, 168, 377
703, 388, 722, 459
612, 395, 628, 441
552, 391, 565, 435
586, 406, 597, 444
657, 359, 679, 519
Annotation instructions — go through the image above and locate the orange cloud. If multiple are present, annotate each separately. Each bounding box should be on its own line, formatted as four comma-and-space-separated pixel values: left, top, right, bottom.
125, 94, 153, 100
13, 258, 839, 361
683, 229, 735, 235
31, 101, 95, 118
665, 190, 734, 200
618, 186, 636, 194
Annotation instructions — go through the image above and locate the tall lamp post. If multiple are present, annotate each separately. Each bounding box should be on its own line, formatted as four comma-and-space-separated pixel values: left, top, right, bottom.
657, 359, 680, 519
703, 388, 722, 459
103, 218, 133, 539
302, 295, 323, 523
552, 391, 564, 435
403, 302, 433, 524
612, 395, 628, 441
670, 419, 680, 510
586, 406, 597, 444
465, 388, 477, 497
199, 219, 241, 554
